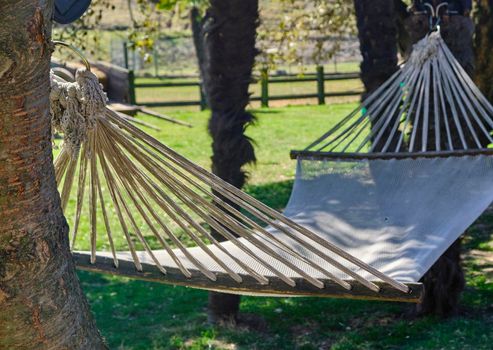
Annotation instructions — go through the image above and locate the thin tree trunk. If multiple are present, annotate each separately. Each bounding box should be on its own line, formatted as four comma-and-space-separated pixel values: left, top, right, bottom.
201, 0, 259, 324
190, 6, 208, 102
474, 0, 493, 102
190, 6, 206, 79
0, 1, 106, 348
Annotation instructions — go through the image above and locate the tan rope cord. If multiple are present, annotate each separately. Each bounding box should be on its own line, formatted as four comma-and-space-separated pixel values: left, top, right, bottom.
70, 144, 88, 250
99, 119, 318, 287
299, 30, 493, 156
106, 112, 407, 292
109, 122, 355, 289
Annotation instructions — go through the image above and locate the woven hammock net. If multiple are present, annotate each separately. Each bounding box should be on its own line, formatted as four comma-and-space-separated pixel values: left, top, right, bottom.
52, 30, 493, 298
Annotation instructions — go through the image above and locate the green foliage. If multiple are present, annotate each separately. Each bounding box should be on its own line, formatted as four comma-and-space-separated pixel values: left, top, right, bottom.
157, 0, 208, 11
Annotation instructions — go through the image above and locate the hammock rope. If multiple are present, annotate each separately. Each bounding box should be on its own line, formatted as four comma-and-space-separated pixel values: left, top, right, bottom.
294, 30, 493, 159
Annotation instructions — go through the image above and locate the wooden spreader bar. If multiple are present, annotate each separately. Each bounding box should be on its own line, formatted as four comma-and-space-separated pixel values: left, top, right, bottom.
74, 253, 424, 303
290, 148, 493, 161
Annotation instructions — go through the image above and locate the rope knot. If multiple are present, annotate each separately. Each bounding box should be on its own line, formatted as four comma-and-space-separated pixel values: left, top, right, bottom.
408, 31, 442, 67
49, 68, 108, 158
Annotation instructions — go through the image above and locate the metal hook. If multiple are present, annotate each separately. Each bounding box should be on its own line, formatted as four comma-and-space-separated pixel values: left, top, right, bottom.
423, 2, 449, 33
52, 40, 91, 71
423, 3, 436, 18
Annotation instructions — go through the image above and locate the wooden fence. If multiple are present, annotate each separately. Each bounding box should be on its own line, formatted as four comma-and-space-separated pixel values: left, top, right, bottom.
128, 66, 363, 110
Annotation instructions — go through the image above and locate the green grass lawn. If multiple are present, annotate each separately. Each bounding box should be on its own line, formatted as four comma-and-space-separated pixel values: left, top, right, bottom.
76, 104, 493, 349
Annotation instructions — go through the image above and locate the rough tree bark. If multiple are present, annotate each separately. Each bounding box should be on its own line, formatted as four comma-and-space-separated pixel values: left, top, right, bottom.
474, 0, 493, 102
201, 0, 259, 324
0, 1, 106, 348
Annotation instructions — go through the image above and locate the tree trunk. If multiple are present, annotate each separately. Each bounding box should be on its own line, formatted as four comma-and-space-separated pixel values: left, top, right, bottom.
190, 6, 206, 79
201, 0, 258, 324
474, 0, 493, 102
353, 0, 404, 151
0, 1, 106, 348
404, 13, 475, 317
190, 6, 208, 103
354, 0, 400, 96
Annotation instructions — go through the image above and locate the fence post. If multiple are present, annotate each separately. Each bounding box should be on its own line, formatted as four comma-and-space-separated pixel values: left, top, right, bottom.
199, 82, 207, 111
128, 70, 137, 105
316, 65, 325, 105
123, 42, 129, 69
261, 68, 269, 108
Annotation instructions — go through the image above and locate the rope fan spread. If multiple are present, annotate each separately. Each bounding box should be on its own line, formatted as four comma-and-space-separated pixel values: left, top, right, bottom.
292, 31, 493, 159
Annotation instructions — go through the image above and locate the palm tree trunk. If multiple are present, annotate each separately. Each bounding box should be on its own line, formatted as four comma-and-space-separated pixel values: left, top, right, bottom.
201, 0, 259, 324
0, 1, 106, 347
474, 0, 493, 102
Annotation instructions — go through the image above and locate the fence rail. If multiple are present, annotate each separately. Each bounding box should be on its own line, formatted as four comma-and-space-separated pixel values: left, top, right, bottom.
129, 66, 363, 110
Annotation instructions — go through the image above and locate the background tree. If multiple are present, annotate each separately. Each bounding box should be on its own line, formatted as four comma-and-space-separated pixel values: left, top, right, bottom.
200, 0, 259, 324
0, 0, 106, 348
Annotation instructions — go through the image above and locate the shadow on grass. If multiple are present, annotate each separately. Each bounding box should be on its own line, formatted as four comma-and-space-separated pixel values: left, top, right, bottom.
244, 179, 294, 212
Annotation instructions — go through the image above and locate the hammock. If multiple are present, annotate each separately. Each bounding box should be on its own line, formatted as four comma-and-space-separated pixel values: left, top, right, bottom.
52, 30, 493, 303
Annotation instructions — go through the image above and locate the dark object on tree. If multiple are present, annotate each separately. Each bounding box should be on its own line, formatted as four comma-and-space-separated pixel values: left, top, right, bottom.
474, 0, 493, 103
412, 1, 472, 15
201, 0, 259, 324
54, 0, 92, 24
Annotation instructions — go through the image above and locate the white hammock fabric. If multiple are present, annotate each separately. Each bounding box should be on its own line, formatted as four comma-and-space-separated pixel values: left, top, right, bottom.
94, 155, 493, 286
53, 30, 493, 301
281, 156, 493, 282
